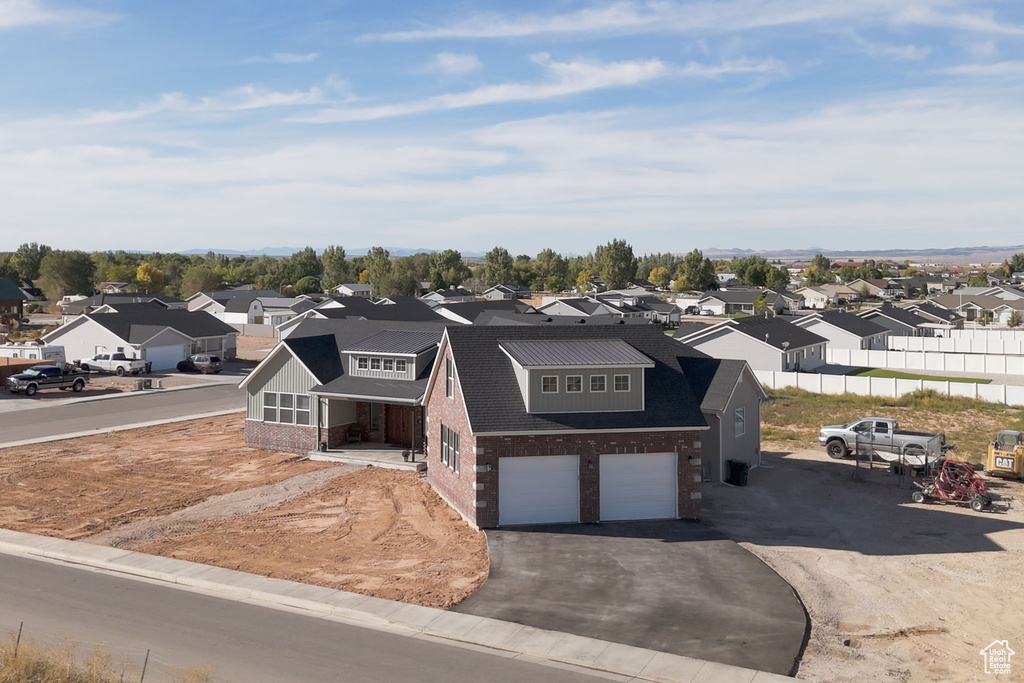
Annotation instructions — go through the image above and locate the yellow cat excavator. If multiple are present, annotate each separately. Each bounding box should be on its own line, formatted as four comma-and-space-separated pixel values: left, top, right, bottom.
987, 430, 1024, 479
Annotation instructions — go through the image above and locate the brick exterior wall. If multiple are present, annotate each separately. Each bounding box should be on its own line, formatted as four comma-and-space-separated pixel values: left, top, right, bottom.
425, 342, 704, 529
245, 419, 317, 454
323, 422, 355, 449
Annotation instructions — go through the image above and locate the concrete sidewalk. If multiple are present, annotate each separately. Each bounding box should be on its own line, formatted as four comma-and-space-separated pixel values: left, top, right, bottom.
0, 529, 792, 683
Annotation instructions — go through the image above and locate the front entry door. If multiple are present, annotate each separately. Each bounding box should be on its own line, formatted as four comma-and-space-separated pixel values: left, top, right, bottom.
385, 405, 413, 447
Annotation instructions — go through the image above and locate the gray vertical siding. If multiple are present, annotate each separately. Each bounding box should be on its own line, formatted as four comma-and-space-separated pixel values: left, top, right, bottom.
688, 328, 783, 372
246, 349, 318, 419
346, 353, 417, 380
527, 367, 644, 413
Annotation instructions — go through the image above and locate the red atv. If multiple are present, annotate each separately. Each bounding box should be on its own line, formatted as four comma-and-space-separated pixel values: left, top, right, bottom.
912, 460, 992, 512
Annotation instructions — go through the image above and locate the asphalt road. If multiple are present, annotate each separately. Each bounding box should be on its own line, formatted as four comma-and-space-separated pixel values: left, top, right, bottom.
0, 383, 244, 445
0, 554, 602, 683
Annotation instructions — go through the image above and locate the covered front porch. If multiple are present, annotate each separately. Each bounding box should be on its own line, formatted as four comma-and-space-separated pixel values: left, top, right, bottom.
315, 396, 424, 454
308, 441, 426, 472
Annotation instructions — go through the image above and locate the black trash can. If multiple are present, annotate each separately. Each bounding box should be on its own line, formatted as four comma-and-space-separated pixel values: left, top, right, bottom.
726, 459, 750, 487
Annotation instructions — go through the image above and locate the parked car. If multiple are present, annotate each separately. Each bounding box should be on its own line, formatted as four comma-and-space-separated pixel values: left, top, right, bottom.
818, 417, 950, 467
6, 364, 89, 396
177, 354, 222, 374
78, 353, 148, 377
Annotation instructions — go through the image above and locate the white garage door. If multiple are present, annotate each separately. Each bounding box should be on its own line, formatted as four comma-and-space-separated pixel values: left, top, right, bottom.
600, 453, 678, 521
144, 344, 187, 371
499, 455, 579, 525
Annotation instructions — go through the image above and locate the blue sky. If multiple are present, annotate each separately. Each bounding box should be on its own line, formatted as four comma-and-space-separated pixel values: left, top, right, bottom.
2, 0, 1023, 255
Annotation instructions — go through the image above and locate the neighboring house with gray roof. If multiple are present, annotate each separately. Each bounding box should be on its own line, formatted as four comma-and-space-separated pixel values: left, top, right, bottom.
858, 304, 935, 336
0, 277, 29, 321
792, 310, 890, 350
331, 283, 373, 298
60, 293, 186, 321
239, 318, 451, 454
43, 303, 237, 369
481, 283, 532, 300
902, 302, 964, 331
423, 325, 713, 528
676, 315, 828, 371
186, 289, 281, 313
421, 287, 476, 306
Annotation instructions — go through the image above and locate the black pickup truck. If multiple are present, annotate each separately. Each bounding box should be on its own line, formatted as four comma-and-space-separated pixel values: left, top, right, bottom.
5, 364, 89, 396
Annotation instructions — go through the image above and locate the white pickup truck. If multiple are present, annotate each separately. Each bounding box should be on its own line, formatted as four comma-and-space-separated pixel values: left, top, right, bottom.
818, 417, 950, 467
78, 353, 148, 376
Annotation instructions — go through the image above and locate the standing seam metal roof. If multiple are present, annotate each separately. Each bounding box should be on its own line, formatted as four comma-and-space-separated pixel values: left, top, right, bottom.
342, 329, 443, 354
499, 339, 654, 367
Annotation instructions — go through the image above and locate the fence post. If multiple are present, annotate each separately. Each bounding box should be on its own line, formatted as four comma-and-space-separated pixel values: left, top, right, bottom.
140, 649, 150, 683
14, 621, 22, 659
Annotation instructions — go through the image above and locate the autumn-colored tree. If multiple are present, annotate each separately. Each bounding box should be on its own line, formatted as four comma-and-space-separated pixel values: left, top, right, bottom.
135, 262, 165, 293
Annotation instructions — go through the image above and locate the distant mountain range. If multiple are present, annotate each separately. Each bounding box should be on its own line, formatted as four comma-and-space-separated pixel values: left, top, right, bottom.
181, 244, 1024, 263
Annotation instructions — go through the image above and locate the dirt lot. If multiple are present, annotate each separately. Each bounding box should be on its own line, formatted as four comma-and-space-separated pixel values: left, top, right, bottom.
0, 415, 488, 608
235, 334, 277, 361
704, 444, 1024, 682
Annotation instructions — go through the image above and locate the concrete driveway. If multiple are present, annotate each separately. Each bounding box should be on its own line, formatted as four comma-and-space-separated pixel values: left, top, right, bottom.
453, 520, 807, 676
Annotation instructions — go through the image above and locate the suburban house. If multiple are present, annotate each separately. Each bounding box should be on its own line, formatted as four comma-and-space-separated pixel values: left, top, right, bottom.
433, 300, 536, 325
19, 279, 44, 302
42, 303, 238, 369
902, 302, 964, 330
764, 288, 803, 312
423, 325, 709, 528
475, 311, 654, 327
684, 357, 767, 484
186, 289, 281, 315
275, 297, 447, 339
331, 283, 373, 298
696, 289, 786, 316
98, 282, 131, 294
675, 315, 828, 372
847, 278, 902, 299
793, 286, 838, 310
481, 284, 532, 300
239, 319, 449, 453
594, 292, 680, 324
858, 304, 936, 336
0, 278, 29, 322
60, 293, 186, 321
421, 287, 476, 305
817, 283, 863, 304
538, 297, 619, 318
793, 310, 890, 350
221, 296, 318, 326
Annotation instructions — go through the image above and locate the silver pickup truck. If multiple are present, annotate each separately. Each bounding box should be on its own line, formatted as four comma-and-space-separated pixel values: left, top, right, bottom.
819, 417, 949, 467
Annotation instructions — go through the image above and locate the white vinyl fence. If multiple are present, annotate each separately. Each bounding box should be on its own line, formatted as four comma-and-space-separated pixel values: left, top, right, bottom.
888, 336, 1024, 354
942, 329, 1024, 341
827, 348, 1024, 375
755, 370, 1024, 407
230, 323, 278, 338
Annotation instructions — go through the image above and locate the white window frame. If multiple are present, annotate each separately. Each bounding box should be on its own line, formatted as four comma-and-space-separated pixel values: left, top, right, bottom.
295, 394, 311, 426
566, 375, 582, 393
445, 358, 454, 398
541, 375, 558, 393
613, 374, 630, 392
590, 374, 606, 393
383, 358, 395, 372
279, 393, 294, 424
734, 407, 745, 438
396, 359, 407, 373
357, 357, 368, 370
370, 357, 381, 371
263, 392, 278, 422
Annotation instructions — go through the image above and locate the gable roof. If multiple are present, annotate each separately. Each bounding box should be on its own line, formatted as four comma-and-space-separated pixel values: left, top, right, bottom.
724, 315, 828, 350
83, 304, 237, 342
203, 289, 281, 301
281, 334, 343, 384
905, 302, 963, 323
61, 293, 184, 315
684, 358, 765, 413
442, 325, 710, 434
861, 305, 930, 327
315, 296, 447, 322
806, 310, 889, 337
343, 329, 442, 355
0, 278, 29, 301
474, 310, 651, 326
539, 298, 611, 316
435, 299, 535, 323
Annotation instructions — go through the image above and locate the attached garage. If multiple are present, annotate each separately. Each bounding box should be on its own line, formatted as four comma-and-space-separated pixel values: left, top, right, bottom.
600, 453, 677, 521
144, 344, 188, 371
498, 455, 579, 525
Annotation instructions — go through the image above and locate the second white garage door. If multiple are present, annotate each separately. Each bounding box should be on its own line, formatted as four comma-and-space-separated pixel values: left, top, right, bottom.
498, 455, 579, 526
600, 453, 678, 521
144, 344, 188, 371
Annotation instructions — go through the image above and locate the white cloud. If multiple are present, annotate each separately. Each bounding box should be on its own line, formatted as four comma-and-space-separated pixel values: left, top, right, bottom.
421, 52, 483, 75
298, 54, 780, 123
0, 0, 112, 30
359, 1, 1024, 42
938, 60, 1024, 77
849, 33, 931, 60
241, 52, 320, 64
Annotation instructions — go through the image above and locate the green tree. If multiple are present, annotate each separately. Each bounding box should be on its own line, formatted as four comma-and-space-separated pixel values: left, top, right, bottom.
576, 269, 593, 291
365, 247, 393, 292
180, 265, 224, 297
765, 267, 790, 289
428, 249, 471, 290
1008, 311, 1022, 328
533, 248, 568, 291
483, 247, 514, 287
320, 245, 350, 290
648, 266, 671, 290
37, 250, 96, 300
279, 247, 322, 286
135, 262, 165, 293
11, 242, 52, 281
293, 276, 322, 295
678, 249, 718, 291
805, 253, 834, 285
968, 271, 990, 287
1009, 253, 1024, 274
753, 294, 767, 314
593, 239, 637, 290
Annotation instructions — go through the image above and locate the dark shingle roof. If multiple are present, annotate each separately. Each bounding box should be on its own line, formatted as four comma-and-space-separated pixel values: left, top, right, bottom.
85, 304, 236, 341
540, 299, 609, 315
500, 339, 654, 368
0, 278, 28, 301
862, 305, 930, 327
224, 296, 258, 313
437, 299, 535, 322
343, 329, 442, 354
316, 296, 447, 322
683, 358, 750, 413
813, 311, 889, 337
283, 334, 343, 384
62, 293, 184, 315
205, 289, 281, 301
727, 316, 828, 350
474, 311, 651, 326
445, 326, 710, 433
907, 302, 963, 323
672, 322, 720, 340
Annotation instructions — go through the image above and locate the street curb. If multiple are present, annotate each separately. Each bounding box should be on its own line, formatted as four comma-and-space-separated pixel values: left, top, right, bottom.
0, 529, 792, 683
0, 409, 245, 449
0, 380, 239, 413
